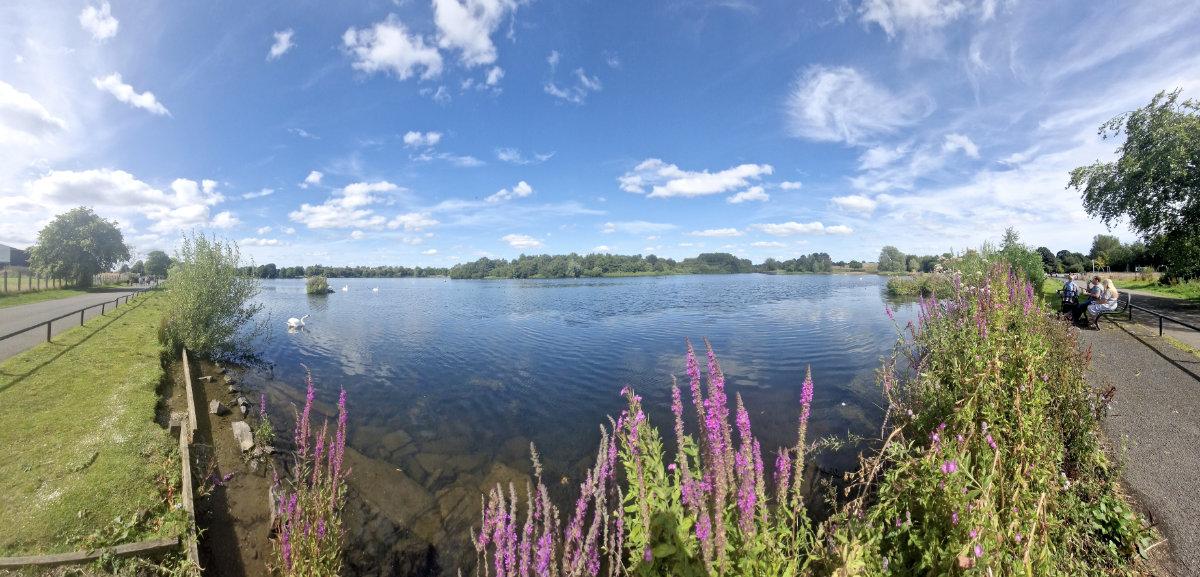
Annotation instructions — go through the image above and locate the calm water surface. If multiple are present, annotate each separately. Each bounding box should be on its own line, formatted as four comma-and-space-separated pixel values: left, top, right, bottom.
243, 274, 915, 574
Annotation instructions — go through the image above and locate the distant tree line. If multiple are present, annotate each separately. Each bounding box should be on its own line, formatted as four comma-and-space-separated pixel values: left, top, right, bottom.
239, 264, 450, 279
445, 251, 848, 279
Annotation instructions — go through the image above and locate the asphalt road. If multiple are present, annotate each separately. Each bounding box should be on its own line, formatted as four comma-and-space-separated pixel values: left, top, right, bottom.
1082, 321, 1200, 575
0, 288, 142, 362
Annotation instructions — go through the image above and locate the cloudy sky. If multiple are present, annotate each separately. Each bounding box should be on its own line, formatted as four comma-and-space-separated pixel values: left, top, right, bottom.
2, 0, 1198, 266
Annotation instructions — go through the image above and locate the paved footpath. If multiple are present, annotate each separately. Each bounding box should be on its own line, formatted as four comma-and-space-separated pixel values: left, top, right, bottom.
1081, 319, 1200, 575
0, 288, 142, 362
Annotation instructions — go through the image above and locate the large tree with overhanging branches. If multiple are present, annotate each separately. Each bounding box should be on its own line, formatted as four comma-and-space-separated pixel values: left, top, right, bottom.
1068, 89, 1200, 279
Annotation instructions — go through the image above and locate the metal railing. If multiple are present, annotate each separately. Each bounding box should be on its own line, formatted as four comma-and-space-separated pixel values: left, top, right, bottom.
0, 289, 147, 345
1127, 303, 1200, 337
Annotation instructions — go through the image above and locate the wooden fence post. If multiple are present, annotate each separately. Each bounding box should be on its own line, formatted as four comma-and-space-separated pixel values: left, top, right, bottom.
17, 270, 21, 292
2, 270, 6, 293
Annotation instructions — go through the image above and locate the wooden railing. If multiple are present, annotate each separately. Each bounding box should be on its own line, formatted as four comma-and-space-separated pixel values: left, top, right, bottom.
0, 290, 145, 346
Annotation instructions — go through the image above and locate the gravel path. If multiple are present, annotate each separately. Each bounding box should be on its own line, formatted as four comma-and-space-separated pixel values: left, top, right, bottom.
0, 288, 141, 362
1080, 320, 1200, 575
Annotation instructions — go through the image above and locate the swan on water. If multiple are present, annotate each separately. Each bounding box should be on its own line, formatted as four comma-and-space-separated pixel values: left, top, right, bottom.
286, 314, 309, 329
341, 285, 349, 292
372, 287, 379, 292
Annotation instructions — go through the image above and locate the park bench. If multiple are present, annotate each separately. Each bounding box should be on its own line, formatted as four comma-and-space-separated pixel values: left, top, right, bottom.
1092, 292, 1132, 327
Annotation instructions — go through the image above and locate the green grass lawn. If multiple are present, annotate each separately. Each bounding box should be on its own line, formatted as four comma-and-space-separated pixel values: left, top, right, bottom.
1112, 279, 1200, 302
0, 292, 182, 555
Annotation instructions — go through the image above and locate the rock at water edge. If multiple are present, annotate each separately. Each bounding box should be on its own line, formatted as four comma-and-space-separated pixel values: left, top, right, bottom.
231, 421, 254, 451
209, 400, 228, 416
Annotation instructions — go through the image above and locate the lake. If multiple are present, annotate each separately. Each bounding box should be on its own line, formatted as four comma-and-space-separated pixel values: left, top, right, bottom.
242, 274, 916, 575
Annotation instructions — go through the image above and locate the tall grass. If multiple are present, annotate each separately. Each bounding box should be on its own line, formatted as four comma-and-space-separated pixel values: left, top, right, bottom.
468, 264, 1149, 576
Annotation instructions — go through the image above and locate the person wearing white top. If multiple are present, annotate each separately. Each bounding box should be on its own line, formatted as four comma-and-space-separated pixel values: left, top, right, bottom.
1084, 279, 1120, 329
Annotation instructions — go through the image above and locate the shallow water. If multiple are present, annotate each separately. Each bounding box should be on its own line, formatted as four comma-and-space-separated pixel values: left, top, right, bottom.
245, 274, 915, 574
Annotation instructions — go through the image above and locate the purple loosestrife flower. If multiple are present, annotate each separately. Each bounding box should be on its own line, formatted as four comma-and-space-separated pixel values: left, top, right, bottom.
941, 460, 958, 474
885, 304, 895, 321
775, 449, 792, 501
260, 392, 267, 418
974, 544, 984, 558
952, 510, 959, 525
987, 434, 997, 451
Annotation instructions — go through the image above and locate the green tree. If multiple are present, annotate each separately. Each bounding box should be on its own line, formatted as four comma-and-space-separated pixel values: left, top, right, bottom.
1069, 90, 1200, 279
1088, 234, 1122, 261
131, 260, 145, 275
162, 233, 263, 359
877, 246, 905, 272
28, 207, 130, 287
1036, 246, 1057, 272
144, 250, 172, 277
848, 260, 863, 270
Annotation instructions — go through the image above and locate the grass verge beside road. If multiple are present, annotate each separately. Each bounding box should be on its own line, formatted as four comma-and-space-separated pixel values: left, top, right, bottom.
0, 291, 183, 555
0, 284, 135, 310
1113, 279, 1200, 302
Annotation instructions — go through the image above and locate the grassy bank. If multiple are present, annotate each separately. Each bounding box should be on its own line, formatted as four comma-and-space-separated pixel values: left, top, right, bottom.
885, 273, 954, 297
0, 291, 183, 555
1113, 278, 1200, 301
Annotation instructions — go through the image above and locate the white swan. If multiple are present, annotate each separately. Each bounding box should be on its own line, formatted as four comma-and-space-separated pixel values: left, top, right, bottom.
286, 314, 309, 329
341, 285, 349, 292
371, 287, 379, 292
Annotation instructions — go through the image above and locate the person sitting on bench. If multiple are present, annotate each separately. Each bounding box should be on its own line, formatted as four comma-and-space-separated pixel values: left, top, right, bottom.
1060, 274, 1080, 314
1076, 278, 1119, 328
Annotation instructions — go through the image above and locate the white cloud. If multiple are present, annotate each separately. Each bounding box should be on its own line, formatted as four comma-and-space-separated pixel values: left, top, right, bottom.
388, 212, 439, 231
289, 181, 403, 230
485, 180, 533, 203
241, 237, 281, 247
751, 241, 786, 248
689, 228, 743, 237
942, 133, 980, 158
23, 170, 233, 234
727, 186, 769, 204
93, 73, 170, 116
344, 16, 443, 81
495, 148, 554, 165
210, 211, 240, 229
301, 170, 323, 188
544, 69, 603, 104
79, 1, 119, 41
778, 181, 803, 190
268, 29, 295, 61
547, 50, 560, 69
412, 150, 484, 167
858, 0, 996, 50
786, 66, 926, 145
350, 230, 366, 239
486, 66, 504, 86
592, 245, 612, 253
242, 188, 274, 199
0, 81, 67, 140
403, 130, 443, 147
422, 248, 439, 255
751, 221, 854, 236
831, 194, 879, 213
289, 127, 319, 139
859, 144, 910, 170
601, 221, 677, 235
256, 226, 272, 235
432, 0, 521, 67
619, 158, 773, 198
501, 233, 542, 249
283, 227, 296, 235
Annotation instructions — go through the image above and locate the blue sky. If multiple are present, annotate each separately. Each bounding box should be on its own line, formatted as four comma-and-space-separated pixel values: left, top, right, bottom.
2, 0, 1199, 266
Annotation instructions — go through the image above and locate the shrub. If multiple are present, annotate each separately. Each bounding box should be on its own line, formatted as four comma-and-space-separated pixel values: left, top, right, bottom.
886, 274, 954, 297
306, 275, 330, 295
272, 375, 349, 576
162, 233, 263, 359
